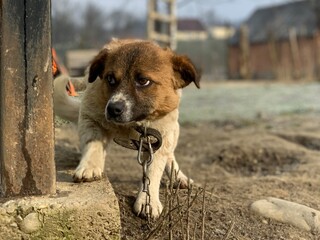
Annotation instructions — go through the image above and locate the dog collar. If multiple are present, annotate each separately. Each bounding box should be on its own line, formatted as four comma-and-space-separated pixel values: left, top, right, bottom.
113, 125, 162, 152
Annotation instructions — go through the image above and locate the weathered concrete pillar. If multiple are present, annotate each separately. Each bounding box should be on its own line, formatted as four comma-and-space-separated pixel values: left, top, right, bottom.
0, 0, 55, 196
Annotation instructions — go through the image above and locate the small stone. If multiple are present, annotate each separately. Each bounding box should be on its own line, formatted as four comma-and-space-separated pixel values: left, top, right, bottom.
37, 204, 48, 210
0, 207, 6, 215
10, 222, 18, 228
50, 203, 62, 209
0, 215, 12, 224
6, 204, 16, 214
17, 199, 27, 206
16, 215, 23, 222
3, 200, 15, 207
19, 212, 42, 234
19, 205, 33, 215
251, 197, 320, 232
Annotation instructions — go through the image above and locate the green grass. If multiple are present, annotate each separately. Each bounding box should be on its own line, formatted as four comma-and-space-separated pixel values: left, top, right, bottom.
179, 82, 320, 123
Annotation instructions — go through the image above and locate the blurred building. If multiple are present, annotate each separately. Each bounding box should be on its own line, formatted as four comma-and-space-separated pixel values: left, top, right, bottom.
209, 24, 235, 40
177, 18, 208, 41
175, 18, 230, 79
66, 49, 99, 77
228, 1, 320, 80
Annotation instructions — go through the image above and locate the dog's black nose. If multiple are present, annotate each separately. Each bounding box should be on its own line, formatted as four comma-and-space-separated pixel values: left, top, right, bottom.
107, 101, 125, 118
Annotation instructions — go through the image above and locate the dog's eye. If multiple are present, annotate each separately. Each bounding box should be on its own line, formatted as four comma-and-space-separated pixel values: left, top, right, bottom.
135, 77, 152, 87
106, 74, 117, 86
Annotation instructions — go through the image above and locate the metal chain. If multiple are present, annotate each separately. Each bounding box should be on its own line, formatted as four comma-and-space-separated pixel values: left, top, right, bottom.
137, 127, 154, 220
113, 124, 162, 219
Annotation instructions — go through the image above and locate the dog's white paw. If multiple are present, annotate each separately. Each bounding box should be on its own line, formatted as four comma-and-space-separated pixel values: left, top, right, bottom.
73, 165, 103, 182
133, 192, 163, 219
175, 172, 194, 189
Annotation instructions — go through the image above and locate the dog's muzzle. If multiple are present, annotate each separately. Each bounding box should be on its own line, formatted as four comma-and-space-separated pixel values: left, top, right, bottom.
106, 101, 125, 120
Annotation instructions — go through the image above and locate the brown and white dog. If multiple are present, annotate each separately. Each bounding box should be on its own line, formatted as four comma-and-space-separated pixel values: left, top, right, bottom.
54, 39, 200, 218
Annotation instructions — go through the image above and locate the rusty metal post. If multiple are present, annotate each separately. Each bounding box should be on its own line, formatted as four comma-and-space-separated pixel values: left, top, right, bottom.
0, 0, 55, 197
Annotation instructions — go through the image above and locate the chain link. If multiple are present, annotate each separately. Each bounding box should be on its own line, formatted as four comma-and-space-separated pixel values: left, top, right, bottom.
137, 127, 154, 220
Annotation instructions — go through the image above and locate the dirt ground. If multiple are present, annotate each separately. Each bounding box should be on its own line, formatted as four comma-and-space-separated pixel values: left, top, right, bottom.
55, 112, 320, 240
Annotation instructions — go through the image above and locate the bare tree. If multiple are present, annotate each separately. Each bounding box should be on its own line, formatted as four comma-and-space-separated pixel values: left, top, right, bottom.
52, 0, 79, 47
107, 10, 146, 39
203, 10, 219, 26
78, 3, 109, 48
309, 0, 320, 28
52, 1, 146, 49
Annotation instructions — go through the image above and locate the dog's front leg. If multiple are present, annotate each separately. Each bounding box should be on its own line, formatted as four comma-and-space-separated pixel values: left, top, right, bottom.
73, 118, 109, 182
165, 154, 193, 189
133, 152, 166, 219
164, 125, 193, 189
73, 140, 107, 182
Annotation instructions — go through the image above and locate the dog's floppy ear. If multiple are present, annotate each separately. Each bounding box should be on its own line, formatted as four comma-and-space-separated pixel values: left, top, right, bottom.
172, 54, 200, 89
88, 49, 108, 83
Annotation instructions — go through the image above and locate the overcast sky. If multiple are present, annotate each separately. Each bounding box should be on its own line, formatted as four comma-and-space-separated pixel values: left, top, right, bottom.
57, 0, 295, 22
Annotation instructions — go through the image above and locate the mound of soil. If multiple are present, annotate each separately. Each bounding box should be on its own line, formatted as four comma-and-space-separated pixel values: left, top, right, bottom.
206, 135, 305, 176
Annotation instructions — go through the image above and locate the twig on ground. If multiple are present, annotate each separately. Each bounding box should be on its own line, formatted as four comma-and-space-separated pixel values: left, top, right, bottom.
224, 219, 235, 240
168, 163, 175, 240
192, 223, 197, 240
201, 184, 206, 240
186, 177, 191, 240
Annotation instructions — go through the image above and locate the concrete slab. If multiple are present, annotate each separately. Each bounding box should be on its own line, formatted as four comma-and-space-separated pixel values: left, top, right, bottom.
0, 170, 121, 239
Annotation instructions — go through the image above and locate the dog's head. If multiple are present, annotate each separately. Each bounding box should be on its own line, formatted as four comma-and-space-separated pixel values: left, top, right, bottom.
88, 39, 200, 124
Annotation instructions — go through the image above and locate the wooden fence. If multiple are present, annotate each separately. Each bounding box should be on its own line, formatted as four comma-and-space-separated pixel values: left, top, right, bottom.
228, 25, 320, 81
